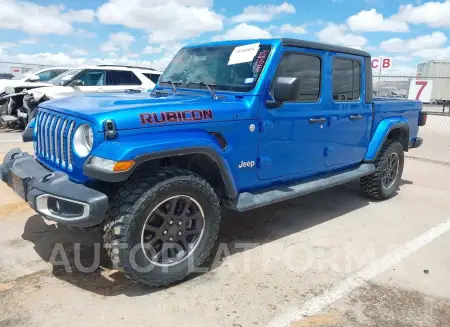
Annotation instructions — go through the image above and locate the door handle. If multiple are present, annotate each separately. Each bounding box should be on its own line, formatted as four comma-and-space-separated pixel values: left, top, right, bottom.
309, 117, 327, 124
349, 114, 364, 121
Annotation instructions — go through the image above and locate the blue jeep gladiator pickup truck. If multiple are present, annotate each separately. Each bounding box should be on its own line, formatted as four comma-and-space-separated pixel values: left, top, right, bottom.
1, 39, 426, 286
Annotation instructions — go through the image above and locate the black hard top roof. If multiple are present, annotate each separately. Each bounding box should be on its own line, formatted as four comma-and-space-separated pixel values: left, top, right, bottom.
282, 38, 371, 58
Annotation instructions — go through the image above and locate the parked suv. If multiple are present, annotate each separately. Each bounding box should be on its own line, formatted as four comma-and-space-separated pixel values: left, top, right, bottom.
27, 65, 162, 103
0, 67, 69, 97
1, 65, 162, 127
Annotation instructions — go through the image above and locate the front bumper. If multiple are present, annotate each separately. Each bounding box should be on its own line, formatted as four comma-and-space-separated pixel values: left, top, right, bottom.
0, 148, 108, 227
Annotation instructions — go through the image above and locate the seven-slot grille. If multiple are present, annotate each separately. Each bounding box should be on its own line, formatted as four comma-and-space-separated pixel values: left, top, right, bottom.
35, 111, 76, 171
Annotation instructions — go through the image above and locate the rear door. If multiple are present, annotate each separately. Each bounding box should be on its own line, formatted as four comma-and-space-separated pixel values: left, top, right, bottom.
257, 47, 328, 180
104, 70, 144, 92
325, 55, 372, 167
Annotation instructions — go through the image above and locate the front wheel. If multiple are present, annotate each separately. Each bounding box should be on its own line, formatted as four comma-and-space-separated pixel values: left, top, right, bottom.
103, 168, 221, 287
361, 140, 404, 200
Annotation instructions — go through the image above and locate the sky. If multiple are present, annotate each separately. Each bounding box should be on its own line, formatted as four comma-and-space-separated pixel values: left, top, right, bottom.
0, 0, 449, 74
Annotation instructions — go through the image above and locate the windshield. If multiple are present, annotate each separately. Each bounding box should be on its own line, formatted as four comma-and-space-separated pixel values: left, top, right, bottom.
11, 68, 41, 80
160, 44, 271, 92
49, 68, 83, 86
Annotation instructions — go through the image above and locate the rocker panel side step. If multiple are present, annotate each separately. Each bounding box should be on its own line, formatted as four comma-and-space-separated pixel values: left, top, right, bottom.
227, 164, 376, 212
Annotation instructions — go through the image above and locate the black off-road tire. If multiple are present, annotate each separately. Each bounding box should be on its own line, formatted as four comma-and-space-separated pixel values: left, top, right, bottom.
361, 140, 404, 200
103, 168, 221, 287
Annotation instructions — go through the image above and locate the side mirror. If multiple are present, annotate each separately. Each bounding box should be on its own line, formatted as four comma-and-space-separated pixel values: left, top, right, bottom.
265, 77, 300, 109
71, 79, 84, 87
273, 77, 300, 102
28, 75, 40, 82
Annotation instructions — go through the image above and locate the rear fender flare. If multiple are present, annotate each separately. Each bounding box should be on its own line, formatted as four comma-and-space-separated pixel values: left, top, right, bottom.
364, 117, 409, 161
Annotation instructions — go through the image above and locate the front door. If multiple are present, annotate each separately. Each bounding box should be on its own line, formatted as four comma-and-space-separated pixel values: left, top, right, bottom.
325, 55, 371, 167
74, 69, 107, 94
258, 48, 328, 180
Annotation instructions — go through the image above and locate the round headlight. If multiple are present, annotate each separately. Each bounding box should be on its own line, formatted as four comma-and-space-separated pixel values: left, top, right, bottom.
73, 124, 93, 157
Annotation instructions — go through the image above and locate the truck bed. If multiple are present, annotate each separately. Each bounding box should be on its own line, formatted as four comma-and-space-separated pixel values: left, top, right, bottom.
372, 98, 422, 144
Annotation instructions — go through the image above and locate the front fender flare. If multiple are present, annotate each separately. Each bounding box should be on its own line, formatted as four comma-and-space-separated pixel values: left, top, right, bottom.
84, 132, 238, 199
22, 118, 35, 142
364, 117, 409, 161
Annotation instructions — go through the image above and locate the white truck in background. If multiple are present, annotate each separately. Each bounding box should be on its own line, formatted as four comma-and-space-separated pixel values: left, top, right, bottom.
415, 60, 450, 106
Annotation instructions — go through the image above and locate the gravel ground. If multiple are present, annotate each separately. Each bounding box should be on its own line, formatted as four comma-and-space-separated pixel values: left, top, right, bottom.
0, 131, 449, 327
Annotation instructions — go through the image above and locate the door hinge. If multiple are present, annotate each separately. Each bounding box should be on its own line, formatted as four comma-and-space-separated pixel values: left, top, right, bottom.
257, 157, 272, 168
259, 121, 274, 133
324, 146, 334, 157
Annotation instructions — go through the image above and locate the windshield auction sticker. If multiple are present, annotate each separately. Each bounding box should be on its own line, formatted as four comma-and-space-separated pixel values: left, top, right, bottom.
228, 43, 260, 65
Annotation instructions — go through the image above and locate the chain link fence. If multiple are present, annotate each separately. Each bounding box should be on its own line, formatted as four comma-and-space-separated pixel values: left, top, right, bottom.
375, 75, 450, 164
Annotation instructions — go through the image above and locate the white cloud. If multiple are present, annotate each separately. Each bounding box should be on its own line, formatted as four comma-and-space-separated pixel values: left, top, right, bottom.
97, 0, 223, 43
0, 51, 173, 71
19, 38, 39, 45
101, 32, 135, 53
279, 24, 307, 34
365, 45, 378, 51
0, 42, 17, 49
347, 9, 408, 32
100, 43, 119, 54
393, 1, 450, 28
74, 29, 97, 38
61, 9, 95, 23
143, 46, 163, 54
392, 55, 413, 62
110, 32, 135, 50
212, 23, 272, 41
380, 32, 447, 53
0, 0, 94, 35
413, 47, 450, 60
316, 23, 368, 49
72, 49, 89, 56
231, 2, 295, 23
1, 52, 82, 66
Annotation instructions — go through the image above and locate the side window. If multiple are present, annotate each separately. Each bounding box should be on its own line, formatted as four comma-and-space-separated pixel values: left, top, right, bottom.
48, 69, 67, 80
271, 53, 321, 102
332, 58, 361, 101
109, 70, 142, 85
77, 70, 106, 86
36, 70, 52, 82
143, 73, 160, 84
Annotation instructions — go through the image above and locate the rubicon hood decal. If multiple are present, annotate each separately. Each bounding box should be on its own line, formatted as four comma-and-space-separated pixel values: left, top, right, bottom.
140, 109, 213, 125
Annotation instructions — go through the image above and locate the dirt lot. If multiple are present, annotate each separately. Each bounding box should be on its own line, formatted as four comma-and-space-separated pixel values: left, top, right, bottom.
0, 131, 449, 327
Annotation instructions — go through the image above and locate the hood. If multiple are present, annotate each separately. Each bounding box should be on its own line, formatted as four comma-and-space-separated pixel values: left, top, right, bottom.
30, 86, 80, 101
39, 91, 255, 131
0, 80, 53, 94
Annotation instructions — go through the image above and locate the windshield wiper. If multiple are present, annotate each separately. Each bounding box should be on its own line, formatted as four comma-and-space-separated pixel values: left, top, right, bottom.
188, 82, 218, 100
159, 80, 179, 92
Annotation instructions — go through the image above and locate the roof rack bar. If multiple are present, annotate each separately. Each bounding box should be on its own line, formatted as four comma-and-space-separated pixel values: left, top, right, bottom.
96, 64, 155, 71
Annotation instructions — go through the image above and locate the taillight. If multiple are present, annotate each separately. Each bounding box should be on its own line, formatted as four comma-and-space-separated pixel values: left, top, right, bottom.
419, 111, 427, 126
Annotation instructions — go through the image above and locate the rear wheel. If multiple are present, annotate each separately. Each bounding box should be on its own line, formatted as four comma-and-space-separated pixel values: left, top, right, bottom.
103, 168, 221, 287
361, 140, 404, 200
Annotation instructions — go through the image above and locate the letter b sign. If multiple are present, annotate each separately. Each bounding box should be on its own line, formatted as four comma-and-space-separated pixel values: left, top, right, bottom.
371, 57, 393, 70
